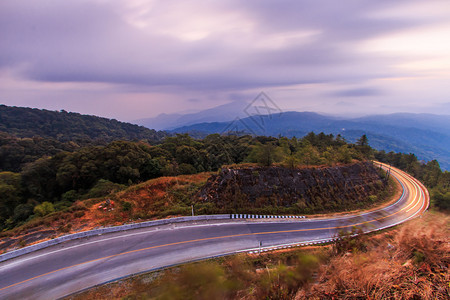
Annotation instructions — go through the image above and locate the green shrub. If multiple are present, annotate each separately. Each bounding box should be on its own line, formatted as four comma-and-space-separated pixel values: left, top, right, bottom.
413, 250, 426, 264
178, 163, 197, 175
61, 190, 79, 202
12, 202, 35, 223
85, 179, 126, 199
33, 202, 55, 217
54, 200, 73, 211
121, 201, 132, 212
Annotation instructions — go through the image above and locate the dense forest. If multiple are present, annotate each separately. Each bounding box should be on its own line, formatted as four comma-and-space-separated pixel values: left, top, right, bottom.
0, 105, 448, 231
0, 105, 167, 144
0, 132, 369, 230
0, 132, 80, 172
1, 130, 448, 231
0, 105, 169, 172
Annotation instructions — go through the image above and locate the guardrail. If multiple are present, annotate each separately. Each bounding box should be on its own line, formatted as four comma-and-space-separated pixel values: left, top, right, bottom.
0, 213, 307, 263
231, 214, 306, 219
0, 214, 229, 263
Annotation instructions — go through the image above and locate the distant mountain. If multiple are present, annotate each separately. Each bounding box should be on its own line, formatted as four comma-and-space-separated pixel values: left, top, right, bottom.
172, 111, 450, 170
352, 113, 450, 136
0, 105, 168, 144
134, 100, 249, 130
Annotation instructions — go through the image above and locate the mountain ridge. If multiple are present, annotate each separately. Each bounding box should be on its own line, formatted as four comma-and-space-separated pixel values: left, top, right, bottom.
133, 100, 250, 130
171, 111, 450, 170
0, 105, 167, 144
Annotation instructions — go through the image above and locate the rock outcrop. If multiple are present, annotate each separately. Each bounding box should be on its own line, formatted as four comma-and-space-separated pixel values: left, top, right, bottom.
197, 161, 386, 213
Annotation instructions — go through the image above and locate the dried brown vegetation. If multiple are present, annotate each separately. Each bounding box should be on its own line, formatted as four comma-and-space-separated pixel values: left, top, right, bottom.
301, 212, 449, 299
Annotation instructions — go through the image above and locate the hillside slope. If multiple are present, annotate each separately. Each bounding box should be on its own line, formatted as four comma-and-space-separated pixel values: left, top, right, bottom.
198, 162, 390, 214
0, 162, 392, 252
0, 105, 167, 144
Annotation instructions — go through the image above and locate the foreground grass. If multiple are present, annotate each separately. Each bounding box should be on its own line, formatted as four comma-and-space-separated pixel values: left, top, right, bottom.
67, 212, 449, 300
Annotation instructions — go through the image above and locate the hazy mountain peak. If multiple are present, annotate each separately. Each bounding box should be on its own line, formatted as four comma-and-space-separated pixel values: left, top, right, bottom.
133, 100, 249, 130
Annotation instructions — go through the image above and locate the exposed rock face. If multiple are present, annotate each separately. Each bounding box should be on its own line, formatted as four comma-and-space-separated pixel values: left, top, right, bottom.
197, 162, 385, 213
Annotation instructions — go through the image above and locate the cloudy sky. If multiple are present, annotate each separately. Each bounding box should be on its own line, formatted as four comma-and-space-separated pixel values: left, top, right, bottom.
1, 0, 450, 122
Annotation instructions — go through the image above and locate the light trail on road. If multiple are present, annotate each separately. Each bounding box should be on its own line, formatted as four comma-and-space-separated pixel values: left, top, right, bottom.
0, 163, 429, 300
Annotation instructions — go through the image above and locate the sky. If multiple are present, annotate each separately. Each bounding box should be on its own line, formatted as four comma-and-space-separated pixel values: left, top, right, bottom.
1, 0, 450, 122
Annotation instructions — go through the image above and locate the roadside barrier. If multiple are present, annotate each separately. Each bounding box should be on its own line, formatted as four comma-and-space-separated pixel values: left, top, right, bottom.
0, 214, 307, 263
0, 214, 228, 263
230, 214, 306, 219
245, 237, 337, 254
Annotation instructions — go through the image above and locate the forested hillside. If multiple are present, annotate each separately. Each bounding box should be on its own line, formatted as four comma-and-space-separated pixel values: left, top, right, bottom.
0, 105, 167, 144
0, 132, 81, 172
0, 132, 370, 231
0, 105, 448, 233
1, 130, 448, 234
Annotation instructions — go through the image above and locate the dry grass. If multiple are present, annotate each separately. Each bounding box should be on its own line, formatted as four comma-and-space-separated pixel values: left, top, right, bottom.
300, 212, 449, 299
89, 172, 212, 225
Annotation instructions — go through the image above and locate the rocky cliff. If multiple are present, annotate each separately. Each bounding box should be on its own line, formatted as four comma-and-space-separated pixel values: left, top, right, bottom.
197, 162, 386, 214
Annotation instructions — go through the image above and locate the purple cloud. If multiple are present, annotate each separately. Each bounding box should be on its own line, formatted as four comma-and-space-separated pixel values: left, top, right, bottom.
330, 88, 383, 97
0, 0, 449, 119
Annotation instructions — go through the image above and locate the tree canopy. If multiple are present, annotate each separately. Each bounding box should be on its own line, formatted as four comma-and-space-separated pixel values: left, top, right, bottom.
0, 105, 167, 144
0, 130, 447, 231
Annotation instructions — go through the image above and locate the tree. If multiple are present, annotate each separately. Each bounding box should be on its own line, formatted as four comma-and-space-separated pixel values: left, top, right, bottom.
432, 190, 450, 210
323, 146, 337, 166
179, 163, 197, 174
297, 142, 322, 166
12, 202, 35, 223
175, 145, 207, 172
283, 154, 300, 169
356, 134, 369, 147
140, 158, 162, 179
0, 173, 22, 228
249, 143, 284, 167
423, 160, 441, 188
356, 134, 372, 158
56, 163, 78, 190
336, 145, 352, 164
21, 157, 59, 202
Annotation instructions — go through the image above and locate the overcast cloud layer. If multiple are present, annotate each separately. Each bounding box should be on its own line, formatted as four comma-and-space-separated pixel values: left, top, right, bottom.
1, 0, 450, 121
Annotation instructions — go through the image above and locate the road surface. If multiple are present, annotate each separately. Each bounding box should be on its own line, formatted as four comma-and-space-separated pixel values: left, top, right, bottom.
0, 163, 429, 299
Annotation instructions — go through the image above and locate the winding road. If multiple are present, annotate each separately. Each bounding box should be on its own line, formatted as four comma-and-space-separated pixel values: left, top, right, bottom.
0, 163, 429, 299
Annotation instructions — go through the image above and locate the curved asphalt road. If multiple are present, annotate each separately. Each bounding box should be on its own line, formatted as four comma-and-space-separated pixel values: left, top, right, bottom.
0, 163, 429, 299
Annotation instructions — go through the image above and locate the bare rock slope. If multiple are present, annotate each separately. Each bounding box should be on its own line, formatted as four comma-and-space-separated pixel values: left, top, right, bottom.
198, 162, 386, 213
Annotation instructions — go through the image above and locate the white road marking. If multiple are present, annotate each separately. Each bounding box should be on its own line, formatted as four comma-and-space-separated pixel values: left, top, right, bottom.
0, 163, 427, 275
